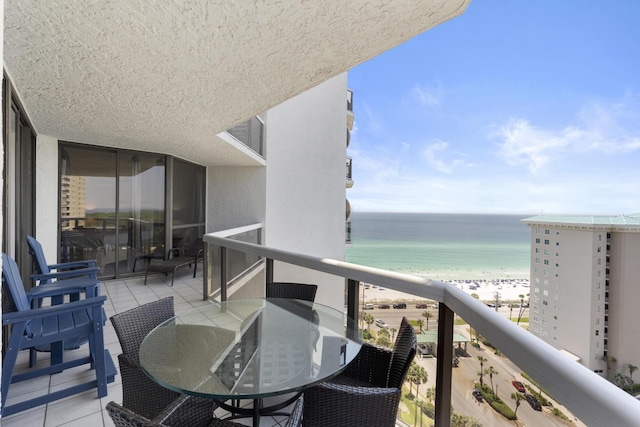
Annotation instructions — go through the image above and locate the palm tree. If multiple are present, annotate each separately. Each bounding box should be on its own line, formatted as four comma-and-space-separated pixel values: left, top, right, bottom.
600, 354, 617, 379
376, 329, 391, 348
390, 327, 397, 342
516, 293, 527, 324
406, 364, 418, 395
477, 356, 487, 386
511, 392, 524, 418
484, 366, 498, 395
408, 362, 428, 397
613, 369, 629, 389
363, 312, 374, 331
422, 310, 433, 331
628, 364, 638, 384
416, 319, 424, 333
414, 399, 423, 427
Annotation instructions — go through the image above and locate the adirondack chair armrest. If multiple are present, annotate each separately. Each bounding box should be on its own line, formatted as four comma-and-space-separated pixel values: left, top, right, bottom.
2, 296, 107, 325
48, 260, 98, 270
26, 282, 97, 301
31, 267, 100, 281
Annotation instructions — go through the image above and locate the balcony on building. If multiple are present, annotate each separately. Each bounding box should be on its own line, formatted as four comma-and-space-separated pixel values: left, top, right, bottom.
346, 156, 354, 188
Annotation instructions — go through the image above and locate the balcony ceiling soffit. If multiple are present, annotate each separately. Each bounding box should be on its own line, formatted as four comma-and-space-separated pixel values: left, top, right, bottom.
4, 0, 469, 165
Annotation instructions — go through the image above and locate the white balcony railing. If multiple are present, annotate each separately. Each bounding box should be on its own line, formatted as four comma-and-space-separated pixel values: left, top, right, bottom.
203, 230, 640, 427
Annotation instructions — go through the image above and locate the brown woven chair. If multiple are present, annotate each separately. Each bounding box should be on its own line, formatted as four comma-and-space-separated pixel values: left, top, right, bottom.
106, 396, 243, 427
299, 317, 417, 427
110, 297, 181, 419
266, 282, 318, 302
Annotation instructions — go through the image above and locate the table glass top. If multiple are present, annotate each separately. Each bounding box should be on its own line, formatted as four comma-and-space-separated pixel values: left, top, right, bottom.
139, 298, 362, 399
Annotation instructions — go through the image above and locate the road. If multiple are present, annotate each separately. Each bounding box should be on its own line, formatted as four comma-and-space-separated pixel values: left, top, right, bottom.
362, 305, 583, 426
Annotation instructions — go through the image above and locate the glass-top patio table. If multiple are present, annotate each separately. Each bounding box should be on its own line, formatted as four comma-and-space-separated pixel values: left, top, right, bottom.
139, 298, 362, 426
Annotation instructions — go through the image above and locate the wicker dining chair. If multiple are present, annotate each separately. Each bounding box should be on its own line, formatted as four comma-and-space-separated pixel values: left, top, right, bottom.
299, 317, 417, 427
110, 297, 182, 419
265, 282, 318, 302
106, 396, 243, 427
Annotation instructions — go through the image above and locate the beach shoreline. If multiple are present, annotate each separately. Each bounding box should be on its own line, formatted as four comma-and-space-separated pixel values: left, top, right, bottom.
363, 277, 531, 304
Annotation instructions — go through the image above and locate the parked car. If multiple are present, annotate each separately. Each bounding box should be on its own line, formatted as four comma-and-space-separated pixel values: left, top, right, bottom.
415, 303, 428, 308
524, 393, 542, 411
374, 319, 388, 329
393, 303, 407, 309
472, 388, 483, 402
363, 304, 374, 310
378, 304, 390, 309
511, 380, 526, 393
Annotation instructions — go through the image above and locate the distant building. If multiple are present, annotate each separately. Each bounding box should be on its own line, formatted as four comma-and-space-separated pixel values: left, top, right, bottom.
523, 215, 640, 377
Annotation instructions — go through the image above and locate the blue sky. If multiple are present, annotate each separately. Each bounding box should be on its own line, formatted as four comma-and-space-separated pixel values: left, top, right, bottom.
347, 1, 640, 215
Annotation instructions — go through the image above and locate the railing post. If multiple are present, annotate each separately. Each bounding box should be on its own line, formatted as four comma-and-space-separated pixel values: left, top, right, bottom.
434, 303, 454, 427
346, 279, 359, 339
202, 241, 210, 301
266, 258, 273, 284
220, 247, 227, 302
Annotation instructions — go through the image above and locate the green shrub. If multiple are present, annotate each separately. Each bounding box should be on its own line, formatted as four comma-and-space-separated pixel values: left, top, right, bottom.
489, 399, 517, 420
421, 401, 435, 418
552, 407, 570, 420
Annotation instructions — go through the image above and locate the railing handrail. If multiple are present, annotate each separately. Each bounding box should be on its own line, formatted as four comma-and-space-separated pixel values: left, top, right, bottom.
203, 233, 640, 426
209, 223, 262, 238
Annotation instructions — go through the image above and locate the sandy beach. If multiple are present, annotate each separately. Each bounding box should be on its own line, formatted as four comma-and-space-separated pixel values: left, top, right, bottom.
363, 278, 531, 304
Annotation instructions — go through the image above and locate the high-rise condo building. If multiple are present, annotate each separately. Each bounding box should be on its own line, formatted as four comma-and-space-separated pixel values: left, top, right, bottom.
523, 215, 640, 378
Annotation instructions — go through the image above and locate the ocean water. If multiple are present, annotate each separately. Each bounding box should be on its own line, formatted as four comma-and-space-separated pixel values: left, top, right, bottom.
345, 212, 531, 280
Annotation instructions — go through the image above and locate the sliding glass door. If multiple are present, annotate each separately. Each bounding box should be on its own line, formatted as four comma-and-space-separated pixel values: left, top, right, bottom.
59, 144, 166, 278
59, 144, 206, 279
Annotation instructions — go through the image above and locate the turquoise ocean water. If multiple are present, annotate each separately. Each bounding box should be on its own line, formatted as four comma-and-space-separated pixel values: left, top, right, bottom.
345, 212, 531, 280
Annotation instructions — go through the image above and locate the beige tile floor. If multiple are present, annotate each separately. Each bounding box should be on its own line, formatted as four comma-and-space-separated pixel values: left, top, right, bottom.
1, 270, 293, 427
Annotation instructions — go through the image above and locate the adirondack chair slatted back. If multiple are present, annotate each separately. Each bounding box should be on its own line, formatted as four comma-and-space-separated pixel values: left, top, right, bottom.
26, 235, 50, 276
2, 253, 32, 312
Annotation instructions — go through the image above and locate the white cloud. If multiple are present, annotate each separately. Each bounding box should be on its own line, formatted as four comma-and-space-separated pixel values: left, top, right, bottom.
410, 82, 444, 108
421, 140, 467, 174
493, 94, 640, 173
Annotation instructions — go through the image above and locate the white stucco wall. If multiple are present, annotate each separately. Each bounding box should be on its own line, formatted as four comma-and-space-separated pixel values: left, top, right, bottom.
264, 74, 348, 309
207, 166, 266, 232
554, 230, 598, 368
607, 232, 640, 375
35, 134, 60, 262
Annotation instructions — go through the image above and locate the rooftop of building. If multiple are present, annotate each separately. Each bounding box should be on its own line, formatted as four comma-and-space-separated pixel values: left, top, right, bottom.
522, 213, 640, 229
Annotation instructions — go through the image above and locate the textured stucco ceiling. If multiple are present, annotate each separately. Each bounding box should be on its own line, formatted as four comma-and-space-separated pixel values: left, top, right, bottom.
4, 0, 469, 166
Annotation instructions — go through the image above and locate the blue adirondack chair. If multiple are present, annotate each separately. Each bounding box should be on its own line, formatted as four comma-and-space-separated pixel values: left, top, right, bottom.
26, 235, 104, 366
1, 253, 117, 416
26, 235, 100, 292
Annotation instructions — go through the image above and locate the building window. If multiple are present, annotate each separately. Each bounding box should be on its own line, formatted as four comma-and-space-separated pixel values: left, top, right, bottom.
544, 229, 550, 234
536, 238, 540, 243
543, 249, 549, 255
544, 239, 549, 245
535, 248, 540, 253
596, 330, 599, 336
536, 228, 541, 234
544, 259, 549, 265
